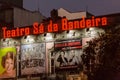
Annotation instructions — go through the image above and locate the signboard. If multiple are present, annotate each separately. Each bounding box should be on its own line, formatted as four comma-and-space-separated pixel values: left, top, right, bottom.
0, 47, 16, 78
2, 16, 108, 38
55, 39, 82, 50
20, 43, 46, 75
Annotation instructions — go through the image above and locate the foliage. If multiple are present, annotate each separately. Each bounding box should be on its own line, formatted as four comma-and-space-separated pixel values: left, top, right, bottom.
81, 26, 120, 80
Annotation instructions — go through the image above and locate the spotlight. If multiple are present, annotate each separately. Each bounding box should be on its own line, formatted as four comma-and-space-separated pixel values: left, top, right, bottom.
54, 34, 56, 38
86, 28, 89, 32
2, 39, 5, 41
24, 36, 27, 39
44, 33, 47, 36
66, 30, 69, 33
73, 32, 76, 36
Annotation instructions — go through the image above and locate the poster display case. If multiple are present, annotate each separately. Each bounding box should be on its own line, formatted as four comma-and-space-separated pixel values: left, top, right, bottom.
20, 43, 46, 75
0, 47, 17, 79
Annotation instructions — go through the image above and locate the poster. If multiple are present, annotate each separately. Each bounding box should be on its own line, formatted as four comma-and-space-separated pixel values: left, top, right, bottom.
20, 43, 46, 75
52, 40, 83, 70
53, 49, 83, 69
0, 47, 16, 78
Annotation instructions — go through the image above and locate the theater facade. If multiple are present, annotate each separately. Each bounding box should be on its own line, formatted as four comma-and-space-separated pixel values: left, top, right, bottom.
0, 10, 120, 79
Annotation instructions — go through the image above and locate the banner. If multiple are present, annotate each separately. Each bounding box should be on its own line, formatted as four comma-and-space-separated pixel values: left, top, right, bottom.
0, 47, 16, 78
20, 43, 46, 75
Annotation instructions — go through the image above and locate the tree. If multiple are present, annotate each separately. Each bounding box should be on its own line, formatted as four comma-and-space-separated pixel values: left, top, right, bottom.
81, 25, 120, 80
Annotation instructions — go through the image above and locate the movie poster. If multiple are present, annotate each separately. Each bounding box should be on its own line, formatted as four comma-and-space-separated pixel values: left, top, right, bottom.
20, 43, 46, 75
0, 47, 17, 78
52, 40, 83, 70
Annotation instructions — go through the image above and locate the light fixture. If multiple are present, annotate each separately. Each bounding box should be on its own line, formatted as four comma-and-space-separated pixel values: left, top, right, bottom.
44, 33, 47, 36
54, 34, 56, 38
72, 32, 76, 36
86, 28, 89, 32
66, 30, 69, 33
24, 36, 27, 39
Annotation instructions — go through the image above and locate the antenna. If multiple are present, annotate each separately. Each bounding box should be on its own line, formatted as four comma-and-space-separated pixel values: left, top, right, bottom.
37, 0, 39, 12
86, 5, 88, 12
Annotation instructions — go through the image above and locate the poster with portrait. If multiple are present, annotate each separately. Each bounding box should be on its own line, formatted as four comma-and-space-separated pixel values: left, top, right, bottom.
53, 49, 83, 69
53, 39, 83, 70
0, 47, 17, 78
20, 43, 46, 75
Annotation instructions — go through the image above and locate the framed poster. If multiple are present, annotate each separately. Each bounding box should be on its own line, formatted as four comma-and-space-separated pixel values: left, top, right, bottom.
20, 43, 46, 75
53, 49, 82, 69
53, 39, 83, 71
0, 47, 16, 78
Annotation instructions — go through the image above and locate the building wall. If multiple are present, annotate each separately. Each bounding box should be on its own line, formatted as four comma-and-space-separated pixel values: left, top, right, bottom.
0, 0, 23, 7
58, 8, 88, 20
0, 8, 14, 28
5, 9, 13, 23
13, 7, 45, 27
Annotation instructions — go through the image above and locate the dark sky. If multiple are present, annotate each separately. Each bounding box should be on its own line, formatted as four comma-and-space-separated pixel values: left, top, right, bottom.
23, 0, 120, 17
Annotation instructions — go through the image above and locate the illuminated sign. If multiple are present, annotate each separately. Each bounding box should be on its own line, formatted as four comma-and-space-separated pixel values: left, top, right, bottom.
55, 40, 82, 50
62, 16, 107, 30
2, 27, 30, 38
2, 16, 107, 38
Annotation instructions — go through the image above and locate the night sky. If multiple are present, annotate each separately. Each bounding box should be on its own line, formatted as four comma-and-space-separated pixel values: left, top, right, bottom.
23, 0, 120, 17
